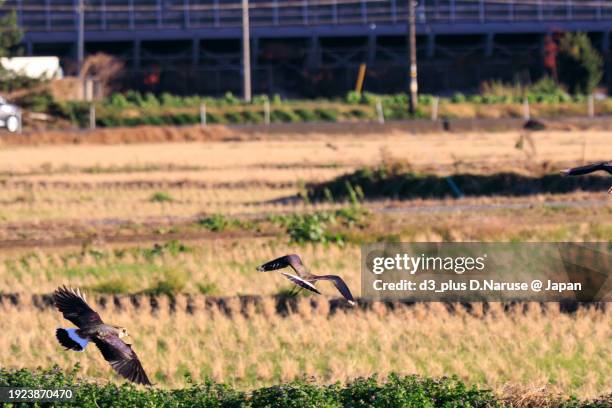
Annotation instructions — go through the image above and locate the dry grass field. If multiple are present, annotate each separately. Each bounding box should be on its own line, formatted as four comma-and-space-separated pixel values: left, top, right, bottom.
0, 127, 610, 403
1, 299, 609, 400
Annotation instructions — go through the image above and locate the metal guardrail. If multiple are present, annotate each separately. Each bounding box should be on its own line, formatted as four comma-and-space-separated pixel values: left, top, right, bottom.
3, 0, 612, 32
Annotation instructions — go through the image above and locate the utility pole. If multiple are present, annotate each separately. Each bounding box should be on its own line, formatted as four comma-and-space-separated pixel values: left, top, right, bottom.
241, 0, 252, 102
407, 0, 418, 114
77, 0, 85, 77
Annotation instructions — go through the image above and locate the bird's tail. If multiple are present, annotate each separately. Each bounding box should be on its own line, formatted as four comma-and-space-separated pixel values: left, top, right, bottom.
56, 328, 89, 352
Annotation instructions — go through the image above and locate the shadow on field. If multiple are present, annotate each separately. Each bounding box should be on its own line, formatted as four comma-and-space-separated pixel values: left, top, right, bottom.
307, 170, 611, 201
1, 292, 606, 317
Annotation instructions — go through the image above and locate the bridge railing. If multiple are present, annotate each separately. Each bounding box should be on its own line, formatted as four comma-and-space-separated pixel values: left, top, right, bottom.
4, 0, 612, 32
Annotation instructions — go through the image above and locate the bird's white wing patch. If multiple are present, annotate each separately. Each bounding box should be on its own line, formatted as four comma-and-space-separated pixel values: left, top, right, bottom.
66, 328, 89, 350
281, 272, 318, 291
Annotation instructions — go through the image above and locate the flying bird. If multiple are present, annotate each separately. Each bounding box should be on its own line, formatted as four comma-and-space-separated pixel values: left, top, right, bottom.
257, 254, 356, 305
53, 286, 151, 385
560, 161, 612, 194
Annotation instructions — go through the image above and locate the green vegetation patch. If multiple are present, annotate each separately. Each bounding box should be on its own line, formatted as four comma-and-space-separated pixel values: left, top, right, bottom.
0, 366, 508, 407
2, 366, 605, 406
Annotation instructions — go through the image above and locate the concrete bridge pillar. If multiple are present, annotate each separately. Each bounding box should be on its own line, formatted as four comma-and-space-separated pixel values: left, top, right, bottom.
306, 37, 321, 68
192, 38, 200, 67
133, 39, 141, 69
427, 33, 436, 58
367, 35, 377, 64
484, 32, 494, 57
603, 32, 611, 91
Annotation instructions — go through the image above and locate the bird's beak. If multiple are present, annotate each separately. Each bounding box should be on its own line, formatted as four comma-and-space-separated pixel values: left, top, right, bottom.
348, 300, 357, 307
256, 266, 264, 272
560, 169, 570, 176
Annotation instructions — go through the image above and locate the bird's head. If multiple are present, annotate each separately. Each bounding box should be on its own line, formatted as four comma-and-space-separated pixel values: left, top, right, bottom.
113, 326, 129, 338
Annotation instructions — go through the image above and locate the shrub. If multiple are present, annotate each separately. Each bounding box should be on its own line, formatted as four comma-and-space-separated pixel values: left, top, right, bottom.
527, 76, 569, 103
0, 72, 43, 93
222, 91, 239, 105
144, 268, 188, 296
108, 93, 131, 108
345, 90, 362, 104
243, 110, 264, 124
197, 281, 218, 295
417, 94, 434, 105
450, 92, 467, 103
224, 111, 243, 124
17, 90, 55, 112
141, 92, 160, 109
361, 92, 381, 105
206, 112, 224, 124
0, 367, 509, 407
349, 109, 369, 119
58, 101, 90, 127
150, 192, 174, 203
125, 90, 144, 106
480, 79, 525, 99
140, 241, 191, 260
160, 92, 184, 107
271, 108, 300, 123
196, 214, 230, 232
272, 93, 283, 105
286, 213, 331, 244
279, 208, 367, 245
557, 32, 604, 95
294, 108, 318, 122
315, 108, 338, 122
251, 94, 269, 105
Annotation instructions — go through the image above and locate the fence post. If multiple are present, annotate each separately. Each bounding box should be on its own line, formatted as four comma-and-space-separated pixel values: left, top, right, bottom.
523, 98, 530, 120
200, 103, 207, 128
89, 103, 96, 130
264, 99, 271, 125
587, 94, 595, 118
431, 96, 439, 121
375, 99, 384, 124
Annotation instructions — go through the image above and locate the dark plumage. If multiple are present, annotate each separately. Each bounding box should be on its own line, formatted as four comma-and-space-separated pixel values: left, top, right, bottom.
56, 328, 84, 351
523, 119, 546, 131
561, 161, 612, 193
53, 286, 151, 386
257, 254, 356, 305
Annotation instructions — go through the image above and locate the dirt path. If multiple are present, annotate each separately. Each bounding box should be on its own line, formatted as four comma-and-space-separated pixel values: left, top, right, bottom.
0, 195, 608, 251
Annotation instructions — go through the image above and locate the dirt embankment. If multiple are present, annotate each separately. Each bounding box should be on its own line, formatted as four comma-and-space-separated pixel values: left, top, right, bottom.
0, 125, 238, 145
3, 116, 612, 146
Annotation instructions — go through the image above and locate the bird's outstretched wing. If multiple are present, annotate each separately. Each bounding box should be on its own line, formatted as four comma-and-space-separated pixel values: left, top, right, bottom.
257, 254, 308, 276
92, 335, 151, 385
561, 162, 609, 176
312, 275, 357, 305
281, 272, 321, 295
53, 286, 103, 329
